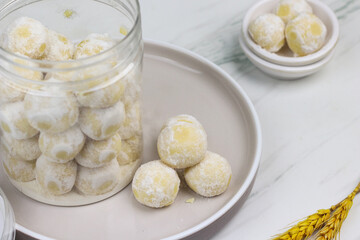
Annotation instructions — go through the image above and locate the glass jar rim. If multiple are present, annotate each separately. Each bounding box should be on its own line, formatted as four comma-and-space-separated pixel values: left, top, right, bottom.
0, 0, 141, 84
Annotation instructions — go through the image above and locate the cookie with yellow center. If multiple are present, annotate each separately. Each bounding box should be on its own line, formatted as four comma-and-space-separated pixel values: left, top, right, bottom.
157, 115, 207, 169
44, 29, 75, 61
76, 133, 122, 168
79, 100, 125, 140
275, 0, 312, 24
248, 13, 285, 53
118, 101, 142, 140
117, 135, 142, 165
36, 154, 77, 195
74, 33, 115, 59
3, 17, 48, 59
2, 133, 41, 161
76, 75, 125, 108
285, 13, 327, 56
39, 125, 85, 163
1, 144, 36, 182
132, 160, 180, 208
184, 151, 232, 197
0, 101, 39, 139
0, 79, 26, 104
24, 92, 79, 134
75, 158, 120, 195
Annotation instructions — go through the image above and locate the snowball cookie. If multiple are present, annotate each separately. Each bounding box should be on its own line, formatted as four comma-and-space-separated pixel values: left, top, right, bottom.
117, 135, 142, 165
76, 133, 122, 168
0, 79, 25, 104
39, 126, 85, 163
132, 160, 180, 208
0, 101, 38, 139
118, 101, 141, 140
285, 13, 327, 56
275, 0, 313, 24
248, 13, 285, 53
76, 77, 125, 108
157, 115, 207, 169
184, 151, 232, 197
44, 29, 74, 61
79, 101, 125, 140
3, 17, 48, 59
1, 144, 35, 182
74, 33, 116, 59
24, 93, 79, 133
36, 154, 77, 195
75, 158, 120, 195
2, 133, 41, 161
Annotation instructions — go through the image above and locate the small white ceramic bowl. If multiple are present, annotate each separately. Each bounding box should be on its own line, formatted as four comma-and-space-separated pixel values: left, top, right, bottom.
239, 33, 335, 80
242, 0, 339, 66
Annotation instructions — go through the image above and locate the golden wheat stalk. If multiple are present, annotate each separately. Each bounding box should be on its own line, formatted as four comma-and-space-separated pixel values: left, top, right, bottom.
272, 182, 360, 240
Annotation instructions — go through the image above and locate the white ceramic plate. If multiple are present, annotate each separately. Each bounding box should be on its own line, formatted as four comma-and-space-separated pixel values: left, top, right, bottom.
0, 40, 262, 240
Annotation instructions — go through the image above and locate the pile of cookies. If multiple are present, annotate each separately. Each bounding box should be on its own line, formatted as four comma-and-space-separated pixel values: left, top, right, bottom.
132, 115, 232, 208
248, 0, 327, 56
0, 17, 142, 197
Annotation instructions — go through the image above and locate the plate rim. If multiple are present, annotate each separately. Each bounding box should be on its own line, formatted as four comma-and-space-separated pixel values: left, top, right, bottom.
15, 39, 262, 240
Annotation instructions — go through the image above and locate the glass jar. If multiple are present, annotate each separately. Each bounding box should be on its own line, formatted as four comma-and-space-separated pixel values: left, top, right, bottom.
0, 188, 15, 240
0, 0, 143, 206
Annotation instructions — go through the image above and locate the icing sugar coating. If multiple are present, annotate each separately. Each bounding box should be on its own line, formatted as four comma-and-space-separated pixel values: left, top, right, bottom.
44, 29, 74, 61
2, 17, 48, 59
0, 101, 38, 139
39, 125, 85, 163
79, 100, 125, 140
0, 79, 25, 104
74, 33, 116, 59
132, 160, 180, 208
118, 101, 141, 140
157, 115, 207, 169
117, 135, 142, 165
184, 151, 232, 197
275, 0, 313, 24
285, 13, 327, 56
75, 158, 120, 195
24, 93, 79, 133
1, 144, 35, 182
76, 76, 125, 108
248, 13, 285, 53
2, 133, 41, 161
36, 154, 77, 195
76, 133, 122, 168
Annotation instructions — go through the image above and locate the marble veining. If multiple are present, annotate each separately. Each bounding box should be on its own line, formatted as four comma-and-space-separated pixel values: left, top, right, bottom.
140, 0, 360, 239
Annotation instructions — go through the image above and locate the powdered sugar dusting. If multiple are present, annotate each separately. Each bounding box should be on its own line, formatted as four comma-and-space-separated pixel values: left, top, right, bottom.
39, 125, 85, 163
2, 17, 48, 59
132, 160, 180, 208
75, 159, 120, 195
24, 93, 79, 133
0, 101, 39, 139
248, 13, 285, 53
79, 100, 125, 140
184, 151, 232, 197
157, 115, 207, 169
35, 154, 77, 195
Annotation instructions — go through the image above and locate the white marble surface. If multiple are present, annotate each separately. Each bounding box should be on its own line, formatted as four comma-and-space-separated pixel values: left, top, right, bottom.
139, 0, 360, 239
